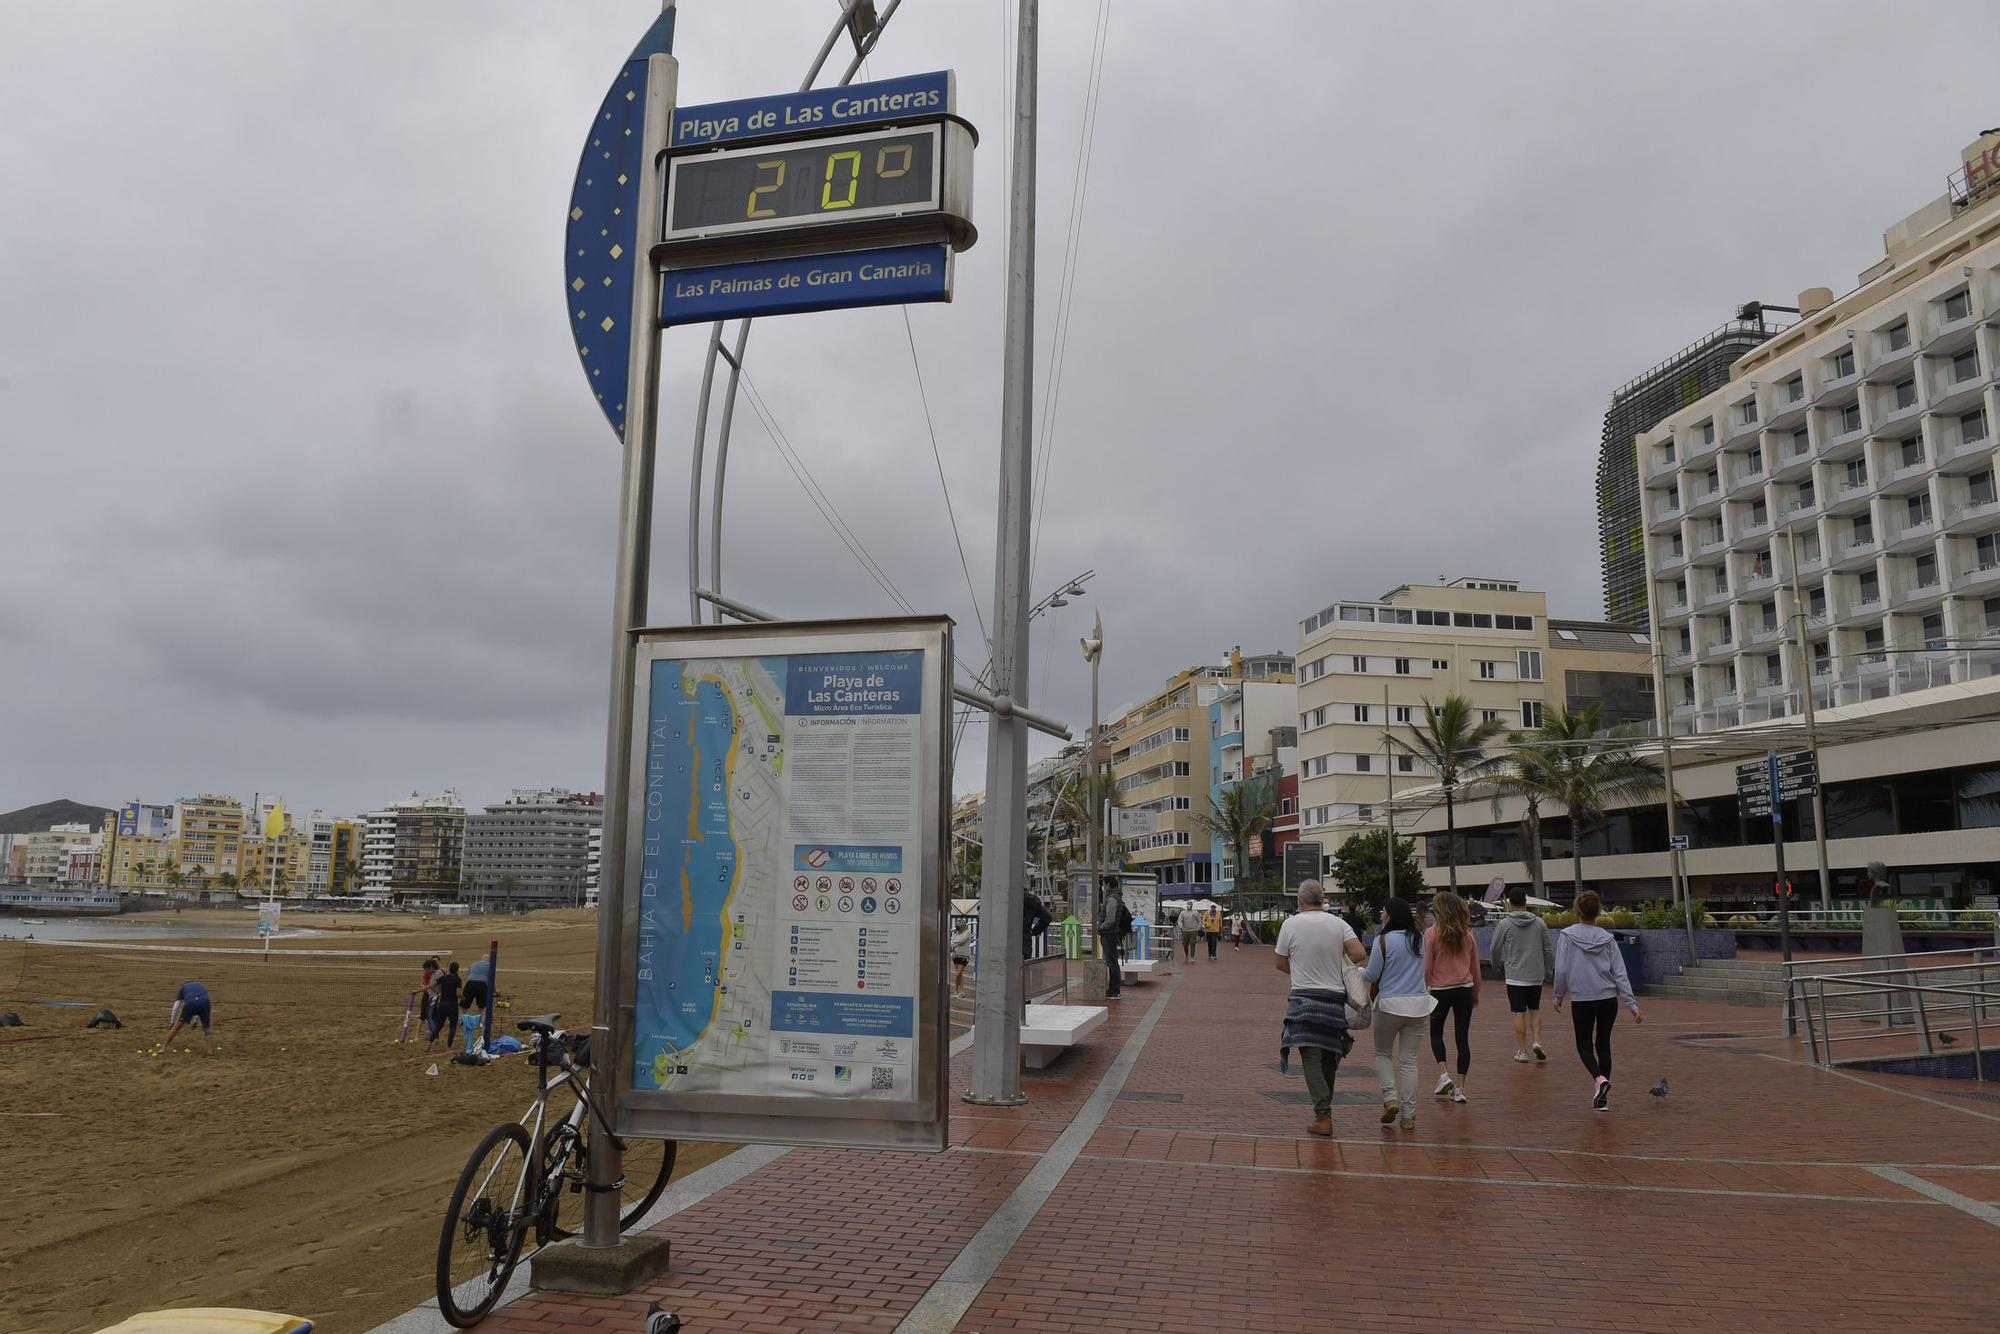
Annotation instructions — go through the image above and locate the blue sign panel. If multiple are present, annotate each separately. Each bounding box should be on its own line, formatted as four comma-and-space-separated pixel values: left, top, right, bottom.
671, 71, 952, 149
563, 9, 675, 442
662, 243, 950, 325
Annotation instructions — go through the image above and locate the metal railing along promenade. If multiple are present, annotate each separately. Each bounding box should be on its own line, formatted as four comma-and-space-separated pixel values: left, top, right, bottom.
1787, 946, 2000, 1079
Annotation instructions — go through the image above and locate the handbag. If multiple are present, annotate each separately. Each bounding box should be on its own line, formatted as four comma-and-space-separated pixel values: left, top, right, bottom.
1341, 935, 1375, 1028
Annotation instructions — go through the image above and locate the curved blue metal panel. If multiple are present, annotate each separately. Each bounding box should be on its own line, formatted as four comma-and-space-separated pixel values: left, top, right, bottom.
565, 9, 676, 442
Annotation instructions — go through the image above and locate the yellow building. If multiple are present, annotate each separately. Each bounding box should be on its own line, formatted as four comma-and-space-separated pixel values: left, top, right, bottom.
174, 794, 246, 883
1104, 649, 1295, 888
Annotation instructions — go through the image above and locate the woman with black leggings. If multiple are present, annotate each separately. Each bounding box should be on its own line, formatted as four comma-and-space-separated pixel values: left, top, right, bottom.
1552, 890, 1642, 1111
1423, 890, 1481, 1103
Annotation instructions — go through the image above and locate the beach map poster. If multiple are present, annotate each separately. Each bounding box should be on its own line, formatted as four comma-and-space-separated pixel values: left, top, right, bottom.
620, 623, 948, 1149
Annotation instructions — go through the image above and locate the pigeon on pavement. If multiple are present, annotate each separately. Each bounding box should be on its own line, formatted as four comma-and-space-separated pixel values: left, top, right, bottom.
1648, 1077, 1670, 1098
1939, 1033, 1958, 1046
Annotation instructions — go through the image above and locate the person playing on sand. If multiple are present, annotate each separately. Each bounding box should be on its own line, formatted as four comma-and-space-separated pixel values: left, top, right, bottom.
428, 961, 463, 1050
162, 979, 215, 1054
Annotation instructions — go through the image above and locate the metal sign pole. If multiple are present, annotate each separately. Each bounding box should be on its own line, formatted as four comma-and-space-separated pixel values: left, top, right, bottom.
584, 47, 677, 1252
969, 0, 1038, 1107
1770, 749, 1793, 970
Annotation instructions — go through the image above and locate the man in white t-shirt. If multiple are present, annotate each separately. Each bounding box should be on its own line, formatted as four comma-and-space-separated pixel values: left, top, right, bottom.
1274, 880, 1368, 1135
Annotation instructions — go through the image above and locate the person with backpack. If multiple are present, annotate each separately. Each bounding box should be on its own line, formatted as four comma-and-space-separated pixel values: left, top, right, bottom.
1362, 897, 1434, 1131
1424, 890, 1481, 1104
1098, 875, 1127, 998
1490, 885, 1556, 1063
1553, 890, 1643, 1111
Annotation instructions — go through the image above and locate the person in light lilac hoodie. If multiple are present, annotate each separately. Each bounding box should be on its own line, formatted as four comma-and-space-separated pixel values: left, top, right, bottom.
1552, 890, 1642, 1111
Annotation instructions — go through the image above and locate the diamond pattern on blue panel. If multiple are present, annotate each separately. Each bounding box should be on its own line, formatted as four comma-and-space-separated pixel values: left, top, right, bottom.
565, 9, 675, 442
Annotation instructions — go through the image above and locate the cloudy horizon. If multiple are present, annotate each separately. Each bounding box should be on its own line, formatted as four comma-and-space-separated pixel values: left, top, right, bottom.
3, 1, 1997, 819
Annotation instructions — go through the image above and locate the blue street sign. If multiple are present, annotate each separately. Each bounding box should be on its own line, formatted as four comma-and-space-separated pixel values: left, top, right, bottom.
564, 9, 676, 442
671, 71, 952, 149
662, 242, 951, 325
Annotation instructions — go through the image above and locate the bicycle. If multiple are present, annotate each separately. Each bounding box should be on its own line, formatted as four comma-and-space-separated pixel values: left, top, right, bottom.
435, 1014, 677, 1327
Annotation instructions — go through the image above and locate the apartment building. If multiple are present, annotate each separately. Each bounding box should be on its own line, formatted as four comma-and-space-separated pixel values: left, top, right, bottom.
463, 788, 603, 907
21, 824, 98, 886
1295, 578, 1651, 864
1205, 679, 1299, 892
173, 794, 246, 881
1597, 315, 1786, 624
364, 791, 468, 895
102, 801, 179, 889
1105, 649, 1295, 887
1641, 133, 2000, 733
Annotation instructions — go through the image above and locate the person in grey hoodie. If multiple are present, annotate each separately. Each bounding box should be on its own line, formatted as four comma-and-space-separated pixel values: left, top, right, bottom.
1552, 890, 1642, 1111
1489, 885, 1556, 1064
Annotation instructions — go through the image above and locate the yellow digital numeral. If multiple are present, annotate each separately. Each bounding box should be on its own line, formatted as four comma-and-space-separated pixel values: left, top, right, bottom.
876, 143, 913, 180
821, 150, 861, 209
747, 160, 786, 218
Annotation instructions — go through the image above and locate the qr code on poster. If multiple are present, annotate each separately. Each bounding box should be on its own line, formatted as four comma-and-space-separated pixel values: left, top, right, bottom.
870, 1067, 896, 1091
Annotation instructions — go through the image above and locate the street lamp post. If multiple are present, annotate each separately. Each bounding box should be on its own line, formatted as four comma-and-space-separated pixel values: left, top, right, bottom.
1081, 612, 1104, 934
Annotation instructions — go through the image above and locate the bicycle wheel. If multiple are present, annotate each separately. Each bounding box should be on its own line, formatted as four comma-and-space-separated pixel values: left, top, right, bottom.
436, 1121, 534, 1327
539, 1128, 676, 1239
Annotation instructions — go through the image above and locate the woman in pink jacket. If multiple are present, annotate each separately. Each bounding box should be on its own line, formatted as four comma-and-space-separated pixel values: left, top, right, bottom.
1424, 891, 1481, 1103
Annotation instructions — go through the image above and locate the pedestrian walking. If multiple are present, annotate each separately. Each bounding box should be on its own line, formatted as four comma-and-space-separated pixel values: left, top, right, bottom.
1022, 888, 1052, 959
1230, 911, 1247, 951
951, 922, 973, 996
1276, 880, 1368, 1137
1424, 890, 1481, 1103
1490, 885, 1555, 1063
1099, 876, 1126, 998
419, 956, 439, 1032
1363, 897, 1434, 1132
1202, 904, 1222, 960
1175, 902, 1200, 961
1552, 891, 1642, 1111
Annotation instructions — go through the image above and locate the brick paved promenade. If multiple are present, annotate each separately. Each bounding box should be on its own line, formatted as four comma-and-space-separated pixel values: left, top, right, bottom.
446, 949, 2000, 1334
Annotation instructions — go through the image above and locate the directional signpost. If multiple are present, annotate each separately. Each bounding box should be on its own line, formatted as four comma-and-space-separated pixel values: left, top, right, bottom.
1736, 749, 1818, 970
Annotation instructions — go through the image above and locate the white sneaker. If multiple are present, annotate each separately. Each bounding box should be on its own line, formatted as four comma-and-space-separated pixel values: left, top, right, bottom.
1513, 1050, 1532, 1063
1450, 1088, 1469, 1104
1433, 1073, 1455, 1097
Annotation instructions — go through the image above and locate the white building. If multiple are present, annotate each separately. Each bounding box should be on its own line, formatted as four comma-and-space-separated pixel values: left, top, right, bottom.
462, 787, 603, 907
305, 811, 334, 896
1641, 132, 2000, 733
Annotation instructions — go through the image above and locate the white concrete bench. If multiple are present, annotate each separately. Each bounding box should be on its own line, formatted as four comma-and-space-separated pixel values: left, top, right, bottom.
1021, 1003, 1108, 1069
1121, 958, 1164, 982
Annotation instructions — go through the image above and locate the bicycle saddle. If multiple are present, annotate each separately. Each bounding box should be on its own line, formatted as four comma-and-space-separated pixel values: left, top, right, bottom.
515, 1013, 562, 1035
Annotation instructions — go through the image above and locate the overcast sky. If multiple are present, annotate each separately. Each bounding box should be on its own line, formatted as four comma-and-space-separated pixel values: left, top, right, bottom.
3, 1, 1996, 818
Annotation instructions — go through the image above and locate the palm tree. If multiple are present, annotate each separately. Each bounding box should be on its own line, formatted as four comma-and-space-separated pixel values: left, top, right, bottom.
1395, 694, 1510, 893
1194, 782, 1276, 891
1495, 703, 1666, 897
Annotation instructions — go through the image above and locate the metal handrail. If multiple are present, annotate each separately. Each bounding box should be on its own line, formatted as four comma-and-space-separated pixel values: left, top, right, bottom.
1791, 949, 1995, 1080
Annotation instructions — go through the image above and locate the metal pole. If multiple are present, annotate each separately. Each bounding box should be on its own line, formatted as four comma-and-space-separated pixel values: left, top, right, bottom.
968, 0, 1038, 1107
1771, 748, 1793, 967
1784, 524, 1834, 914
1084, 611, 1102, 936
706, 322, 751, 613
584, 42, 676, 1251
1382, 684, 1395, 903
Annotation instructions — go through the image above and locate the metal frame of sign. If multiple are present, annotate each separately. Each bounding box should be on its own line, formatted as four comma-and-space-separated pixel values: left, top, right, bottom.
612, 616, 952, 1153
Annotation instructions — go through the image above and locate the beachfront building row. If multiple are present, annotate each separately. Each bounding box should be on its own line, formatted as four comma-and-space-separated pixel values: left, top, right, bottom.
362, 791, 467, 896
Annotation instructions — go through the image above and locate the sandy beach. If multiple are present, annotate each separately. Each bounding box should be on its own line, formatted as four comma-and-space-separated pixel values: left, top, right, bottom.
0, 908, 731, 1333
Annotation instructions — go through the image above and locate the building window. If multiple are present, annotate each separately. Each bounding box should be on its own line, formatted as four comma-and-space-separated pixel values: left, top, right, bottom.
1944, 289, 1972, 323
1354, 754, 1371, 773
1857, 571, 1880, 604
1517, 649, 1542, 680
1432, 658, 1449, 671
1953, 350, 1980, 384
1521, 700, 1544, 728
1280, 797, 1295, 816
1746, 445, 1764, 475
1476, 660, 1498, 680
1739, 399, 1758, 425
1307, 706, 1327, 728
1972, 470, 1997, 505
1844, 459, 1868, 488
1792, 427, 1811, 457
1749, 499, 1768, 527
1908, 495, 1932, 526
1785, 375, 1805, 403
1900, 438, 1925, 469
1852, 516, 1873, 547
1916, 552, 1939, 587
1838, 404, 1862, 435
1393, 657, 1411, 675
1922, 612, 1945, 649
1886, 321, 1911, 351
1895, 379, 1918, 411
1394, 705, 1414, 723
1351, 656, 1367, 673
1480, 709, 1503, 723
1351, 704, 1370, 723
1829, 348, 1855, 380
1701, 421, 1716, 445
1965, 410, 1989, 444
1396, 754, 1415, 773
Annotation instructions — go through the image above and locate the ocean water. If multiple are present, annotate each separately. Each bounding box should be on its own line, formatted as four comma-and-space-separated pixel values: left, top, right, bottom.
0, 914, 321, 942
